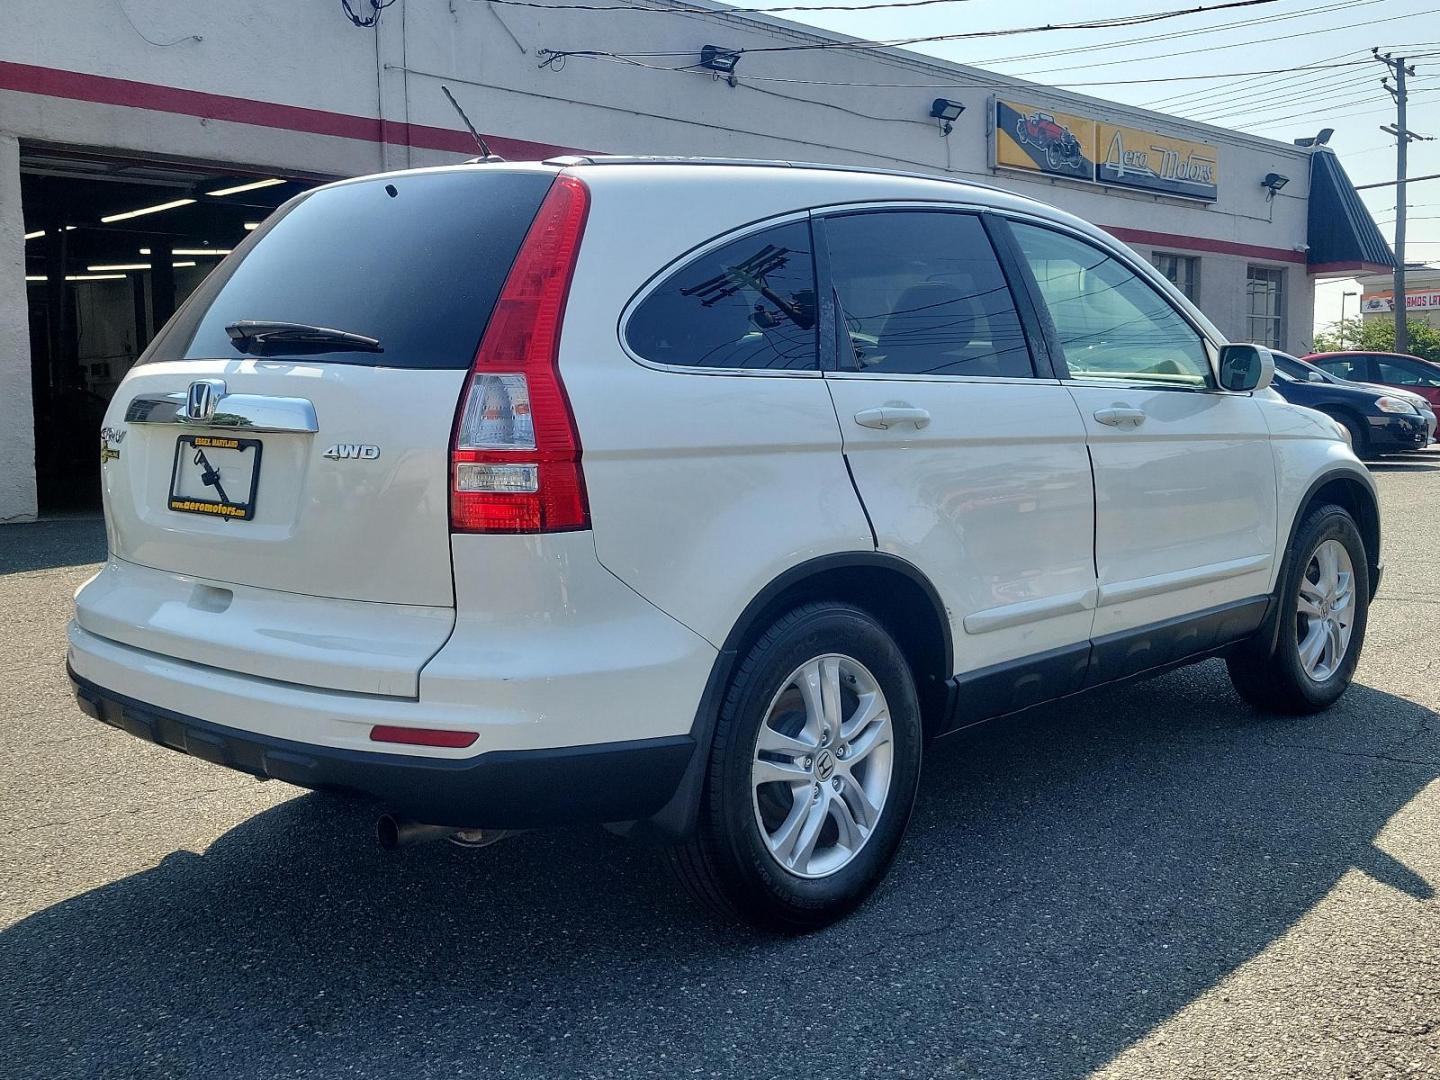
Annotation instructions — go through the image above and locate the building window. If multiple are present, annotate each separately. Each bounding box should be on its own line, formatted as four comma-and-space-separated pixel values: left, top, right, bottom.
1152, 252, 1199, 303
1246, 266, 1285, 348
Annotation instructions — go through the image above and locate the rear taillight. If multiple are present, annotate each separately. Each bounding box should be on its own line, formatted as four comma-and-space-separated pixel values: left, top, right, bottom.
450, 174, 590, 533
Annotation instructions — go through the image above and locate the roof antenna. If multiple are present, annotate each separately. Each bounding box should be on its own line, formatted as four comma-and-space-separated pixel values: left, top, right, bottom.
442, 85, 505, 163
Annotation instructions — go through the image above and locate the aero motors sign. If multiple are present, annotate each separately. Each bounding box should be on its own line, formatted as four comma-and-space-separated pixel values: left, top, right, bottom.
1362, 291, 1440, 313
991, 97, 1219, 201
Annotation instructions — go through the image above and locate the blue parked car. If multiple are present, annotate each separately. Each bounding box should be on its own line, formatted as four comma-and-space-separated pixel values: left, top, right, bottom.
1269, 351, 1431, 458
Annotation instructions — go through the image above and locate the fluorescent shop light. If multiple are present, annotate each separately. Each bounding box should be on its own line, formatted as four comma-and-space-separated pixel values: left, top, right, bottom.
101, 199, 196, 223
87, 263, 151, 272
206, 178, 285, 197
66, 274, 126, 281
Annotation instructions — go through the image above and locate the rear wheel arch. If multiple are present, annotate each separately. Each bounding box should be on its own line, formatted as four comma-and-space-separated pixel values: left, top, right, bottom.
632, 553, 952, 842
709, 554, 953, 738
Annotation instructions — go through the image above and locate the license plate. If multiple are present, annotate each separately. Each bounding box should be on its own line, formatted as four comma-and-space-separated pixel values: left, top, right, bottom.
168, 434, 262, 521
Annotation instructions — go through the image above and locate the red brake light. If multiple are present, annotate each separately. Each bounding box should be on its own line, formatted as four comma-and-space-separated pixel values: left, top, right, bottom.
450, 174, 590, 533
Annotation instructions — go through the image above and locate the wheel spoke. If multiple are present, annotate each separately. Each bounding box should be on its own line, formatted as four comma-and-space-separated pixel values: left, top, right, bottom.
1299, 576, 1326, 605
838, 772, 882, 829
1296, 592, 1324, 619
841, 689, 887, 741
1326, 620, 1345, 672
794, 660, 828, 744
844, 716, 892, 767
1316, 542, 1340, 597
819, 657, 843, 736
788, 794, 830, 872
752, 757, 810, 787
828, 789, 864, 850
755, 722, 817, 757
1298, 622, 1328, 673
766, 792, 813, 864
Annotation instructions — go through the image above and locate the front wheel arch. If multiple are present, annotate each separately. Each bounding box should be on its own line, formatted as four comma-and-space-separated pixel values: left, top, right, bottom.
1252, 469, 1380, 661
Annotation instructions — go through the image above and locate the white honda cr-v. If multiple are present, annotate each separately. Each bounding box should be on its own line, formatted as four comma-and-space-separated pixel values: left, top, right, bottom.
70, 157, 1380, 930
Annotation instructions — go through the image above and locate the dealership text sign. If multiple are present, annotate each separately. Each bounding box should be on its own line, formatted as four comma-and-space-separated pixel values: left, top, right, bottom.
1362, 291, 1440, 313
991, 98, 1219, 201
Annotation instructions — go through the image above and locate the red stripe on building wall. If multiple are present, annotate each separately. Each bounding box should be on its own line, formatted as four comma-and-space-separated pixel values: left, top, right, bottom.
0, 60, 585, 160
1102, 224, 1307, 265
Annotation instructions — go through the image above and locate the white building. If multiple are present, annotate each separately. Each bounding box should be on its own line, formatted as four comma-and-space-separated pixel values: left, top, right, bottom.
0, 0, 1393, 522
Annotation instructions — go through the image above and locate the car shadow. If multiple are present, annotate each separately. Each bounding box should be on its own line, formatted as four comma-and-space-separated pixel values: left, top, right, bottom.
2, 661, 1436, 1078
0, 517, 106, 574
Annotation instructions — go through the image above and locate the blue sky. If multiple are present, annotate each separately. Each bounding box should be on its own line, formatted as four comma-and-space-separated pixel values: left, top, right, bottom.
726, 0, 1440, 335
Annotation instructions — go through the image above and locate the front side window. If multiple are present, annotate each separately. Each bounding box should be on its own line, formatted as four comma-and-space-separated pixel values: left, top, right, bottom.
1373, 356, 1440, 387
626, 219, 818, 371
1246, 266, 1286, 349
1152, 252, 1200, 303
1011, 223, 1211, 387
824, 211, 1033, 378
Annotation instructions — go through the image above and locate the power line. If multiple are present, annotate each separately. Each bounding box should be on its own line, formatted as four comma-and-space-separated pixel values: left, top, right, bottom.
1356, 172, 1440, 190
1188, 70, 1385, 123
971, 0, 1373, 70
537, 0, 1294, 63
1148, 47, 1366, 111
1014, 8, 1433, 79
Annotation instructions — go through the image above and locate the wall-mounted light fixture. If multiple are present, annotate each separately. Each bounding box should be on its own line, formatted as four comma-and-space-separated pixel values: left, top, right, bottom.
1261, 172, 1290, 201
701, 45, 741, 87
930, 98, 965, 136
1292, 128, 1334, 148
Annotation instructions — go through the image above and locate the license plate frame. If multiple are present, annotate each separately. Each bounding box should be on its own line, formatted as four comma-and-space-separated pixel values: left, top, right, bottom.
168, 434, 263, 521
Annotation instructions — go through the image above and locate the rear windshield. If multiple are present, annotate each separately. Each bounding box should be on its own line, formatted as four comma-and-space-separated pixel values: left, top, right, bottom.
143, 170, 554, 369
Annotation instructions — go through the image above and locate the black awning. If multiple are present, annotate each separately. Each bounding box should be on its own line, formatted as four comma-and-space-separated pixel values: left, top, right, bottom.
1307, 149, 1395, 275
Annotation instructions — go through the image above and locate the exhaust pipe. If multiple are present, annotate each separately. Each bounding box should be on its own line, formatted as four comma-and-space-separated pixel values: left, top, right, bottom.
375, 815, 518, 851
376, 815, 459, 850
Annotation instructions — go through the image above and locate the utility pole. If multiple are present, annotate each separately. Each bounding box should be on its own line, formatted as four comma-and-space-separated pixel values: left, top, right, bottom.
1375, 49, 1419, 354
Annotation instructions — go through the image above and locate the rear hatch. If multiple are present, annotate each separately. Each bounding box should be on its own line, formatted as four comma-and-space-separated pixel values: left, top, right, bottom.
87, 165, 558, 694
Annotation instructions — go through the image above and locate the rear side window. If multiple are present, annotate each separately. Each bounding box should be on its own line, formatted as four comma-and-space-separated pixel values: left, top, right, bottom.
1373, 356, 1440, 387
825, 211, 1033, 378
626, 220, 818, 371
143, 170, 555, 369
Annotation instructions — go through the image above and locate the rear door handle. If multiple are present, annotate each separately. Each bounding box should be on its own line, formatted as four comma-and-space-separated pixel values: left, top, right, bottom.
1093, 407, 1147, 429
854, 406, 931, 430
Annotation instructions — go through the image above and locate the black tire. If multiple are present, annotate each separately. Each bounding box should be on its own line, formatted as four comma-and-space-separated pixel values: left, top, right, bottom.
1226, 503, 1369, 714
668, 602, 923, 932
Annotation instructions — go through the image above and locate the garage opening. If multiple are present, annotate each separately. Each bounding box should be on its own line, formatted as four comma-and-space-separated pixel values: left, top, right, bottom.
21, 148, 325, 513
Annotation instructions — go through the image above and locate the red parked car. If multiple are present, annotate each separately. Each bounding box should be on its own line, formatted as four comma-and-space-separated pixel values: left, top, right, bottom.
1304, 351, 1440, 412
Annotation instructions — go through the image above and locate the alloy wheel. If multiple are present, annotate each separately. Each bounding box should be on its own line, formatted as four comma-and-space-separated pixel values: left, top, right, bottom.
1296, 538, 1356, 682
750, 654, 894, 879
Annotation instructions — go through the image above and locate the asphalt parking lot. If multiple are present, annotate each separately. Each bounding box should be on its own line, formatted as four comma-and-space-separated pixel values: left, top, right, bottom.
3, 464, 1440, 1080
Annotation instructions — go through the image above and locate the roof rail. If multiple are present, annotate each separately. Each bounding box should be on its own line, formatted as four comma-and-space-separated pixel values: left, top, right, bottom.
541, 154, 1017, 198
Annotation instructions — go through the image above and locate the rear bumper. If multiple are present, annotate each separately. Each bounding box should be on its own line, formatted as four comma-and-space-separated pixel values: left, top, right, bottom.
71, 666, 695, 828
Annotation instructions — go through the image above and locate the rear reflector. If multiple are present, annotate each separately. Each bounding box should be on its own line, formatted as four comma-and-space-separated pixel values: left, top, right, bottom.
450, 174, 590, 534
370, 725, 479, 749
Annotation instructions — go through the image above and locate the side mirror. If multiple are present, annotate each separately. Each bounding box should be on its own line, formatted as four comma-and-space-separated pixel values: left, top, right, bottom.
1307, 370, 1326, 383
1217, 344, 1274, 392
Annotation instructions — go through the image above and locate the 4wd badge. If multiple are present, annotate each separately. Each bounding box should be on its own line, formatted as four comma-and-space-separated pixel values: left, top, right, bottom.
323, 444, 381, 461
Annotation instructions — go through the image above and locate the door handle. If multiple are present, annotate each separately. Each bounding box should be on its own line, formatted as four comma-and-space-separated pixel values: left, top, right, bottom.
854, 406, 932, 430
1093, 406, 1147, 429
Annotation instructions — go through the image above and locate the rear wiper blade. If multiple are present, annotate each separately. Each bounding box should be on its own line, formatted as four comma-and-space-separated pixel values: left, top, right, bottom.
225, 320, 383, 353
